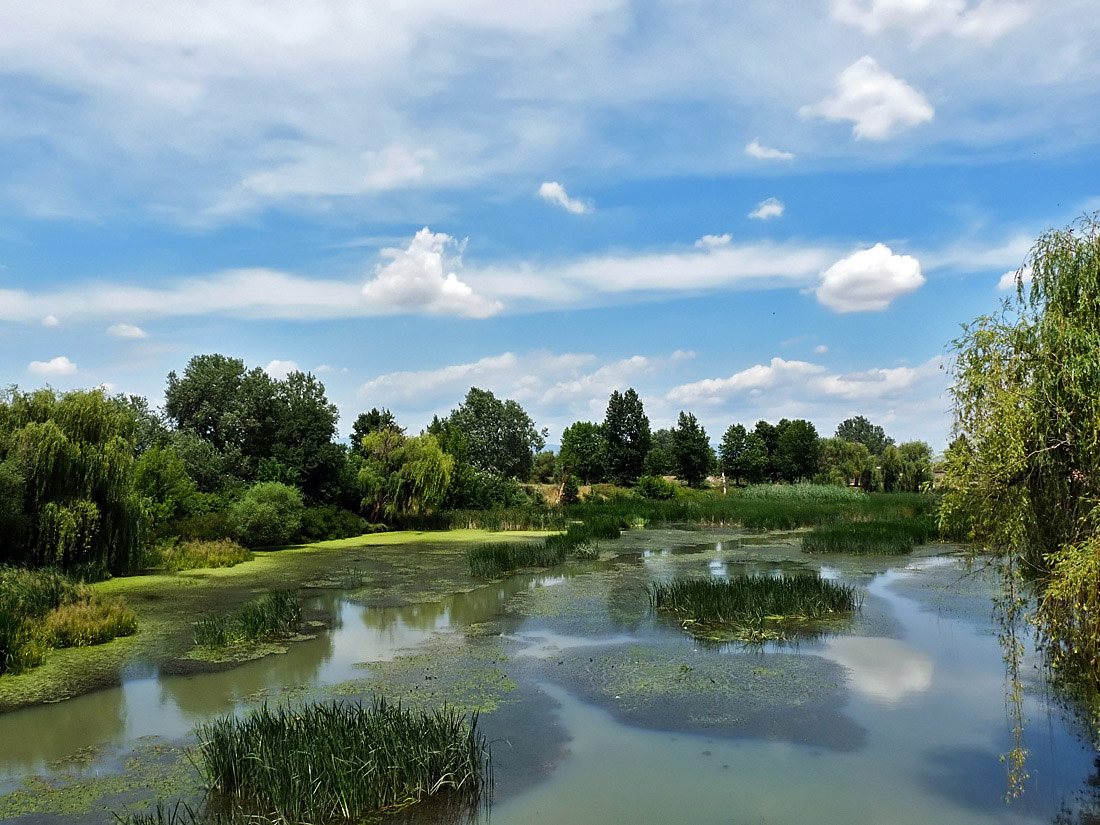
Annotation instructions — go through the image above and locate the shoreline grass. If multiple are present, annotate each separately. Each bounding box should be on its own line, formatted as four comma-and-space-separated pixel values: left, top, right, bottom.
194, 590, 301, 648
1, 567, 137, 676
467, 517, 623, 576
149, 539, 254, 572
196, 698, 490, 823
800, 516, 938, 555
649, 574, 861, 642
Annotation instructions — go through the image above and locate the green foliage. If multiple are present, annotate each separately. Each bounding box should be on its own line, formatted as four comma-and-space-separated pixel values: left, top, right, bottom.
835, 415, 894, 456
0, 388, 146, 573
148, 538, 253, 571
530, 450, 556, 483
358, 430, 453, 521
800, 517, 937, 554
193, 590, 301, 648
881, 441, 933, 493
298, 505, 368, 542
1, 566, 136, 675
133, 444, 200, 526
649, 574, 860, 641
672, 411, 713, 487
719, 424, 768, 486
196, 698, 489, 823
816, 437, 874, 489
441, 387, 544, 479
228, 482, 305, 548
738, 483, 867, 504
560, 474, 580, 505
603, 388, 651, 485
350, 407, 402, 456
775, 419, 821, 483
642, 428, 675, 477
636, 474, 677, 500
558, 421, 606, 484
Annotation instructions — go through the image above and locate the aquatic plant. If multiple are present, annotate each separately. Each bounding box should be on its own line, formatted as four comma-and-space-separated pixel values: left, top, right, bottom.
193, 590, 301, 648
649, 574, 860, 641
466, 542, 567, 577
738, 483, 868, 504
800, 517, 938, 555
0, 566, 137, 675
196, 698, 490, 823
149, 539, 254, 572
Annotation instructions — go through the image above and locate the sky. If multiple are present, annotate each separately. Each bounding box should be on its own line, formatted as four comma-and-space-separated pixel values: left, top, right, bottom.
2, 0, 1099, 452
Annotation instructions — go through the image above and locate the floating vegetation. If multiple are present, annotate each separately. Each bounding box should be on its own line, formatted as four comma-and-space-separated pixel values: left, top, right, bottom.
193, 590, 300, 648
149, 539, 254, 572
196, 698, 490, 823
1, 566, 137, 676
800, 517, 938, 555
649, 574, 861, 642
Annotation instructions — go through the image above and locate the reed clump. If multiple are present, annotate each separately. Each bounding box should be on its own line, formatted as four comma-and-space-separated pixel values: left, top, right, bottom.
649, 574, 861, 641
466, 542, 567, 577
196, 698, 490, 823
150, 539, 254, 572
194, 590, 301, 648
800, 516, 938, 555
1, 566, 137, 675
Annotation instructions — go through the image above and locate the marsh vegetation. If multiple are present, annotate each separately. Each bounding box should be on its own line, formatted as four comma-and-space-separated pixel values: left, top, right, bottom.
800, 516, 938, 555
193, 590, 301, 649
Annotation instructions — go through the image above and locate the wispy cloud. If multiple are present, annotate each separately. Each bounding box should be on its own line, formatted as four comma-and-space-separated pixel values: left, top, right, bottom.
107, 323, 148, 339
745, 140, 795, 161
537, 181, 593, 214
748, 198, 785, 220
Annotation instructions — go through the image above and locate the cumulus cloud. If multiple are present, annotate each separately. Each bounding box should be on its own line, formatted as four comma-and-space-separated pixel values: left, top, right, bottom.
748, 198, 785, 220
694, 233, 732, 249
537, 181, 592, 214
264, 359, 300, 380
800, 57, 934, 139
362, 228, 503, 318
815, 243, 925, 312
831, 0, 1031, 42
28, 356, 77, 377
107, 323, 148, 339
997, 264, 1033, 291
41, 315, 59, 327
744, 140, 795, 161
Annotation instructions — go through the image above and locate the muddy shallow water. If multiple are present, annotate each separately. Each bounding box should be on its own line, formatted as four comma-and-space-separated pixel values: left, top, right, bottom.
0, 528, 1096, 824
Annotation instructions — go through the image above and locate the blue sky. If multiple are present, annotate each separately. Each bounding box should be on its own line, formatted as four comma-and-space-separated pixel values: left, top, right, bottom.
2, 0, 1099, 450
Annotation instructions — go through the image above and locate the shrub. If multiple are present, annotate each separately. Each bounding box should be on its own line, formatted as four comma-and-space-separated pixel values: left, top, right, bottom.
560, 475, 580, 505
229, 482, 304, 548
149, 539, 253, 571
636, 475, 677, 500
169, 510, 235, 542
298, 505, 369, 542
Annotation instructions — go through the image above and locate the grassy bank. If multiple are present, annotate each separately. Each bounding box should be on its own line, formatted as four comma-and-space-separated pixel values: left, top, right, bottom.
147, 539, 254, 572
649, 574, 861, 642
196, 698, 489, 822
1, 567, 137, 676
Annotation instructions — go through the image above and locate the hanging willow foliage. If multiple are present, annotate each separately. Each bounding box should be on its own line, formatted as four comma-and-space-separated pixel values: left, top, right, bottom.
0, 388, 146, 573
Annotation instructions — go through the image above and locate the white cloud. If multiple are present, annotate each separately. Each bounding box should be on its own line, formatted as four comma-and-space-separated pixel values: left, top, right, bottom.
997, 264, 1033, 291
537, 181, 592, 215
694, 233, 732, 249
667, 355, 943, 405
814, 344, 829, 354
748, 197, 785, 220
264, 359, 300, 380
28, 355, 77, 377
800, 57, 934, 140
744, 140, 795, 161
41, 315, 59, 327
107, 323, 148, 339
362, 228, 503, 318
815, 243, 925, 312
832, 0, 1031, 42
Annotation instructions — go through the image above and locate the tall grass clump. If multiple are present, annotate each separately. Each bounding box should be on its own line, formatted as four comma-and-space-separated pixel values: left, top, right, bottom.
801, 516, 938, 555
194, 590, 300, 648
739, 484, 868, 504
649, 574, 860, 641
149, 539, 254, 572
197, 698, 490, 822
1, 566, 137, 676
466, 542, 567, 578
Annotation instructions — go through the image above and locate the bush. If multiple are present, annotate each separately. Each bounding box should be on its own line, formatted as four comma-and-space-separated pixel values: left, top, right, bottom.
229, 483, 304, 548
560, 475, 580, 505
636, 475, 677, 500
149, 539, 253, 571
298, 505, 369, 542
169, 510, 235, 542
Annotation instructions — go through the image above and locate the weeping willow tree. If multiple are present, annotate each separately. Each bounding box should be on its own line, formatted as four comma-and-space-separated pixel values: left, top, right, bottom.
0, 388, 146, 573
358, 430, 453, 521
943, 215, 1100, 784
